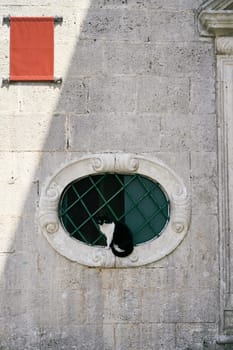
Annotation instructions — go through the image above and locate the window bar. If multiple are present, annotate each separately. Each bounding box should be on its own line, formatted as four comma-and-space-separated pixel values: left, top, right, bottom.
116, 175, 160, 229
62, 193, 68, 229
72, 183, 126, 233
88, 176, 120, 222
115, 174, 148, 219
134, 202, 169, 236
116, 174, 170, 234
62, 212, 89, 244
2, 77, 62, 85
71, 184, 101, 233
60, 175, 108, 216
63, 184, 109, 245
59, 173, 170, 246
137, 176, 170, 220
3, 15, 63, 24
91, 233, 106, 246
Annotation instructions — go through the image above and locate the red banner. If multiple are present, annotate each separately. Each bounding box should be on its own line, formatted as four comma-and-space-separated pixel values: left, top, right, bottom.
10, 17, 54, 81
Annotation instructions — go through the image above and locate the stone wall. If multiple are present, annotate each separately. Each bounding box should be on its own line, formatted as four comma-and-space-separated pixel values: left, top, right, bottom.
0, 1, 218, 349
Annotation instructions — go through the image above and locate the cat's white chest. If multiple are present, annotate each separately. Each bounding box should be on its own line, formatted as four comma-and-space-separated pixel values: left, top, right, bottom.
99, 222, 115, 248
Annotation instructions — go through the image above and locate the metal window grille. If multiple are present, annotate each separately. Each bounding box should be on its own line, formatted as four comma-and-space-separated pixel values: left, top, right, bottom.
58, 174, 170, 246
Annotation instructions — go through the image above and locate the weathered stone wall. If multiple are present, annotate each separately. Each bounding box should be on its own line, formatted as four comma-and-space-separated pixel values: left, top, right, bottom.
0, 0, 218, 349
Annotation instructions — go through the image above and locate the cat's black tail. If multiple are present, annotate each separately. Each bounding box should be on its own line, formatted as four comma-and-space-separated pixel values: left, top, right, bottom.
111, 244, 134, 258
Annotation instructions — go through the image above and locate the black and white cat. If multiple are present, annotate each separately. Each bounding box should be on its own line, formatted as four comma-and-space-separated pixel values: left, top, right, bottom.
98, 218, 134, 258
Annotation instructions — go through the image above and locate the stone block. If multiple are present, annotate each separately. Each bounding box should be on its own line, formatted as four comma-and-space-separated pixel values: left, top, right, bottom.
69, 113, 160, 152
224, 310, 233, 331
176, 323, 218, 350
115, 324, 141, 350
190, 79, 216, 114
0, 286, 36, 325
58, 40, 104, 78
33, 238, 83, 291
191, 151, 217, 185
155, 151, 190, 188
57, 262, 95, 291
83, 273, 105, 324
137, 77, 189, 114
16, 84, 61, 114
0, 325, 40, 350
0, 152, 41, 183
160, 114, 190, 151
0, 324, 114, 350
167, 214, 218, 275
142, 288, 217, 323
36, 288, 86, 326
149, 263, 217, 292
127, 0, 204, 9
191, 152, 218, 215
103, 288, 142, 323
192, 179, 218, 215
149, 10, 197, 42
0, 40, 9, 79
80, 8, 150, 42
103, 42, 147, 75
0, 113, 66, 151
145, 42, 215, 80
101, 268, 155, 290
0, 181, 38, 216
90, 0, 203, 10
190, 114, 217, 152
0, 216, 28, 254
0, 85, 20, 113
39, 325, 114, 350
92, 0, 132, 8
121, 262, 217, 292
140, 323, 176, 350
56, 78, 88, 114
87, 76, 136, 113
52, 6, 84, 42
0, 248, 39, 292
160, 114, 217, 152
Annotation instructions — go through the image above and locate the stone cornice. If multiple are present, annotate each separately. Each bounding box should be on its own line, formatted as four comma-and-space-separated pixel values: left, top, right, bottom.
198, 0, 233, 36
199, 0, 233, 11
199, 11, 233, 36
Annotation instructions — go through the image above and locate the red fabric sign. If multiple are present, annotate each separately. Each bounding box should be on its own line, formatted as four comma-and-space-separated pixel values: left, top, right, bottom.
10, 17, 54, 81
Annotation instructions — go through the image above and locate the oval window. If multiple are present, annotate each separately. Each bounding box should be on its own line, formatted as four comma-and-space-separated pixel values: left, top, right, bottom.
58, 173, 170, 247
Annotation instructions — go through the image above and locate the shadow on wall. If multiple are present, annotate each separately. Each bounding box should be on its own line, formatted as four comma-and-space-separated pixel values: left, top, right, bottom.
0, 2, 156, 348
0, 0, 210, 349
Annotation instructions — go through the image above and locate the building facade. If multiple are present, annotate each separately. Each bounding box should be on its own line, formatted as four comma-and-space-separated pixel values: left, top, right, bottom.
0, 0, 233, 349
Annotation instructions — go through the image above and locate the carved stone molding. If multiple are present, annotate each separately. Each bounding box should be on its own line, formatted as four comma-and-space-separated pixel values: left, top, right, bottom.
198, 0, 233, 335
115, 153, 139, 172
92, 153, 115, 172
216, 36, 233, 54
217, 56, 233, 332
38, 153, 191, 268
171, 186, 190, 234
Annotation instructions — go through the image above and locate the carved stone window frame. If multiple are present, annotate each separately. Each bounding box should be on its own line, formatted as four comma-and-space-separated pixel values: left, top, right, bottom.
38, 153, 190, 267
198, 0, 233, 336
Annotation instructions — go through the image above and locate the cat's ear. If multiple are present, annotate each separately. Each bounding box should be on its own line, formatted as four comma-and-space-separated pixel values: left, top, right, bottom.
96, 216, 104, 225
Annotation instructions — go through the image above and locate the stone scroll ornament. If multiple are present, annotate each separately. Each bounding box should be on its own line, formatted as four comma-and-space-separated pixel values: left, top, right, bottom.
38, 153, 191, 267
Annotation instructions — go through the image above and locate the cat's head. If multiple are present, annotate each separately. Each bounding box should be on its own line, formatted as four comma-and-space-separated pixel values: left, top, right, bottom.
96, 215, 113, 225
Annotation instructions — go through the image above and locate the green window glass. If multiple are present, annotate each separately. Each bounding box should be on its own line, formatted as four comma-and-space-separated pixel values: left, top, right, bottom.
58, 174, 170, 247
